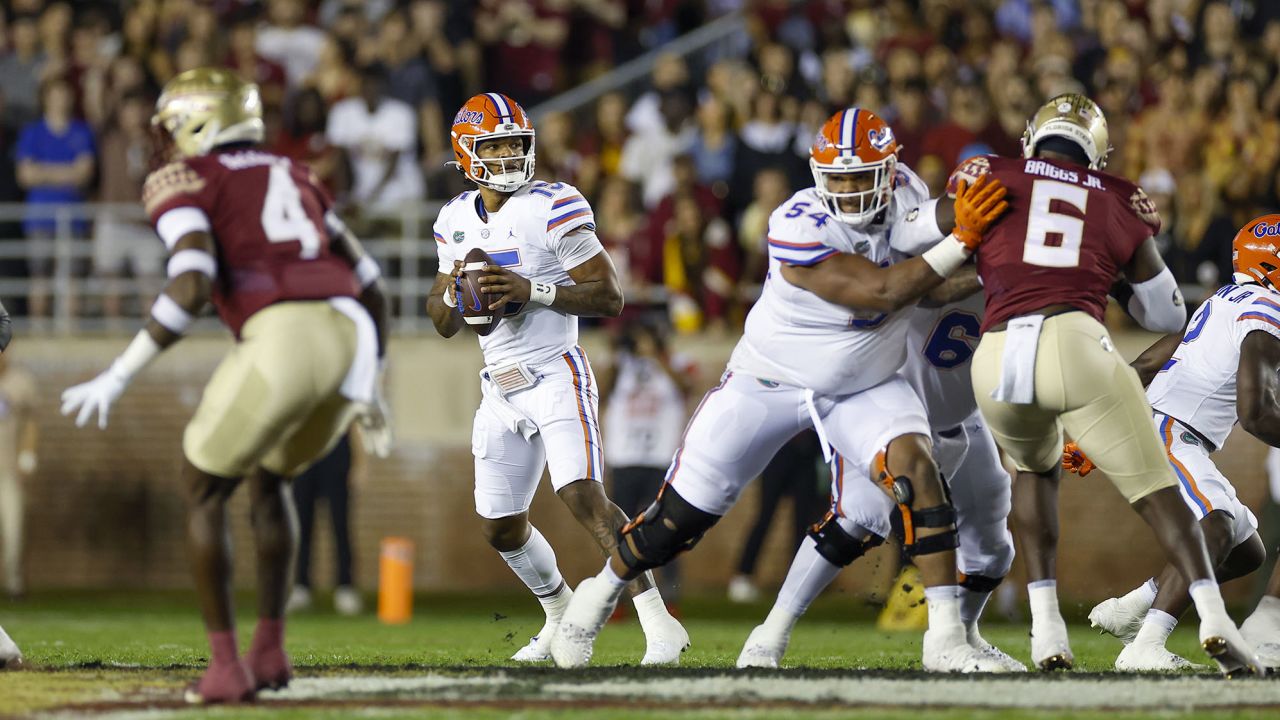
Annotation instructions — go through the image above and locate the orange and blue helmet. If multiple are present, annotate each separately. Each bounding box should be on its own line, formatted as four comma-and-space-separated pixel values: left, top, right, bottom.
1233, 214, 1280, 289
810, 107, 899, 226
450, 92, 535, 192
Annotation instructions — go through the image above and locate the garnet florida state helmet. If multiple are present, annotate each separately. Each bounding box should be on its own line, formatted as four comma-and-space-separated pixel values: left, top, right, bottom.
451, 93, 536, 192
810, 108, 899, 226
1233, 214, 1280, 289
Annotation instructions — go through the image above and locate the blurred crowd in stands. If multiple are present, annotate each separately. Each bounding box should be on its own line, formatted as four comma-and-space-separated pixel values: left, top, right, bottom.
1, 0, 1279, 329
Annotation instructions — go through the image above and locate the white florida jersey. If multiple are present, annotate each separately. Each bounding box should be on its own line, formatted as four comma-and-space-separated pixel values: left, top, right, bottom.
603, 353, 692, 469
728, 166, 931, 396
1147, 283, 1280, 449
435, 181, 602, 366
903, 292, 985, 430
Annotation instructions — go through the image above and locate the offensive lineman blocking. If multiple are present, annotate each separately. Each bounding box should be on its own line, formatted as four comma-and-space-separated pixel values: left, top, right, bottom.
550, 108, 1012, 672
426, 93, 687, 664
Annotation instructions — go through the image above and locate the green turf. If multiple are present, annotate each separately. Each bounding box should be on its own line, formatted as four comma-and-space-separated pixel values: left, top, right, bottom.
0, 590, 1255, 718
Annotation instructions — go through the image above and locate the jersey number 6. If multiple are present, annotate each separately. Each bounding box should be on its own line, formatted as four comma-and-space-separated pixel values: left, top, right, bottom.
1022, 179, 1088, 269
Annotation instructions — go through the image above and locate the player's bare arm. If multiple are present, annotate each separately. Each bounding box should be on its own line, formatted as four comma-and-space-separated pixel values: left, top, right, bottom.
327, 217, 390, 356
427, 264, 465, 337
1119, 237, 1186, 333
479, 242, 624, 317
782, 175, 1007, 313
1236, 330, 1280, 447
922, 264, 981, 307
1130, 332, 1182, 388
143, 231, 216, 347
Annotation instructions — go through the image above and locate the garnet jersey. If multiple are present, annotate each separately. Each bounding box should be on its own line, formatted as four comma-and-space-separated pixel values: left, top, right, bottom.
956, 155, 1160, 332
434, 180, 602, 367
142, 148, 359, 337
727, 166, 929, 395
1147, 283, 1280, 449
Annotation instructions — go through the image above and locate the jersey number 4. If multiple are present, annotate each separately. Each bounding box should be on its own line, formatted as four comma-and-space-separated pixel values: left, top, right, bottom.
1022, 179, 1088, 268
262, 162, 321, 259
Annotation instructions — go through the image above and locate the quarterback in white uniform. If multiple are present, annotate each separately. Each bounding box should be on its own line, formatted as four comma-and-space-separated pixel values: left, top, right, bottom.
426, 93, 687, 665
549, 108, 1014, 672
1079, 215, 1280, 671
737, 233, 1022, 671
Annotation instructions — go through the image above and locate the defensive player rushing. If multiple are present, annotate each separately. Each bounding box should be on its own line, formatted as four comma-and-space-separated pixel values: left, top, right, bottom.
963, 93, 1259, 675
1077, 214, 1280, 671
737, 285, 1023, 671
425, 93, 687, 664
550, 108, 1013, 672
60, 69, 391, 703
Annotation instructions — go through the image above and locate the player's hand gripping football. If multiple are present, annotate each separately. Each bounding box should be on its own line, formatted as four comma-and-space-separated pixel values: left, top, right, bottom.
952, 174, 1009, 251
1061, 441, 1095, 477
477, 264, 531, 311
60, 366, 130, 429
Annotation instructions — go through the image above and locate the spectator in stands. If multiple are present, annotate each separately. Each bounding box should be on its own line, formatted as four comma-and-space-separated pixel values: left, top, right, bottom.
303, 34, 359, 104
273, 87, 345, 197
886, 77, 933, 169
225, 13, 288, 111
595, 176, 650, 302
0, 351, 38, 600
620, 88, 694, 209
731, 89, 804, 210
287, 431, 364, 616
577, 91, 629, 190
564, 0, 626, 84
16, 76, 94, 320
736, 166, 790, 297
475, 0, 569, 104
647, 153, 723, 271
95, 90, 162, 323
600, 316, 695, 610
625, 52, 689, 135
0, 14, 47, 133
920, 78, 1014, 170
257, 0, 327, 88
664, 194, 737, 334
410, 0, 477, 112
120, 3, 172, 86
1139, 167, 1185, 281
375, 10, 446, 175
533, 111, 583, 188
326, 63, 423, 220
689, 95, 736, 199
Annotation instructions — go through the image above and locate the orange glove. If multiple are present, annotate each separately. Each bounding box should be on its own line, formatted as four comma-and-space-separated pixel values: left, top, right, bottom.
1061, 442, 1095, 477
952, 173, 1009, 250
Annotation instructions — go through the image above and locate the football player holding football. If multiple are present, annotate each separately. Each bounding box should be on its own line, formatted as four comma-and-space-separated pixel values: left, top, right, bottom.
1076, 215, 1280, 672
61, 69, 391, 703
551, 107, 1013, 672
966, 93, 1259, 676
425, 93, 687, 665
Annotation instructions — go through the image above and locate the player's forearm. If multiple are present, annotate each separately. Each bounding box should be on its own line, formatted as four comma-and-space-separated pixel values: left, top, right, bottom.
144, 272, 211, 349
922, 264, 981, 306
548, 278, 624, 317
427, 293, 463, 337
361, 278, 390, 357
805, 257, 944, 313
1131, 332, 1182, 388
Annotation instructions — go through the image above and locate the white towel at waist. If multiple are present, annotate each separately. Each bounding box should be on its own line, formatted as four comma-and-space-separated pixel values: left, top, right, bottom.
329, 296, 379, 404
480, 371, 539, 440
991, 314, 1043, 405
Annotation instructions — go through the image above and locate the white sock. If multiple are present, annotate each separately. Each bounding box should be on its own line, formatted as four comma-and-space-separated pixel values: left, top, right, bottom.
760, 602, 800, 639
633, 587, 670, 627
1123, 577, 1158, 607
539, 583, 572, 623
1188, 579, 1227, 621
498, 526, 564, 600
1134, 608, 1177, 647
960, 587, 991, 629
775, 537, 842, 617
1028, 580, 1062, 628
596, 560, 629, 603
925, 585, 964, 633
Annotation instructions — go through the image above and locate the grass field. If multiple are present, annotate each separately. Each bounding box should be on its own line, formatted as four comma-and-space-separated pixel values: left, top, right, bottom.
1, 590, 1278, 719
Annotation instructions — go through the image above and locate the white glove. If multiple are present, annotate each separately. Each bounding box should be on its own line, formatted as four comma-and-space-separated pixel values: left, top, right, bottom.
357, 384, 393, 458
61, 366, 130, 429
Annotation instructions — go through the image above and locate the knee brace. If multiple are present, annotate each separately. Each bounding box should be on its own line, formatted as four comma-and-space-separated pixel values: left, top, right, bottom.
876, 451, 959, 557
616, 487, 718, 573
959, 573, 1004, 593
808, 512, 884, 567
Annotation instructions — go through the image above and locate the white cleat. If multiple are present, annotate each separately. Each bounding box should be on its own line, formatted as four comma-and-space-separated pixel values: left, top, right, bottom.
285, 585, 313, 614
0, 627, 22, 670
1240, 607, 1280, 672
1251, 642, 1280, 672
1089, 596, 1147, 645
511, 623, 557, 662
923, 626, 1009, 673
640, 614, 689, 666
550, 577, 618, 669
1031, 616, 1074, 671
967, 627, 1026, 672
1115, 642, 1199, 672
1199, 614, 1263, 678
736, 625, 788, 669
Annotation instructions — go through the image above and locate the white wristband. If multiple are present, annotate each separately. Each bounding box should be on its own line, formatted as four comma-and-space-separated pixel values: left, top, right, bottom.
110, 329, 162, 383
442, 280, 457, 308
530, 281, 557, 306
151, 294, 194, 334
354, 255, 381, 288
921, 234, 972, 277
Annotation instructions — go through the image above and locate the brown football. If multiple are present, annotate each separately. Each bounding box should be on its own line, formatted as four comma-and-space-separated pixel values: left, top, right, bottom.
458, 247, 506, 336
